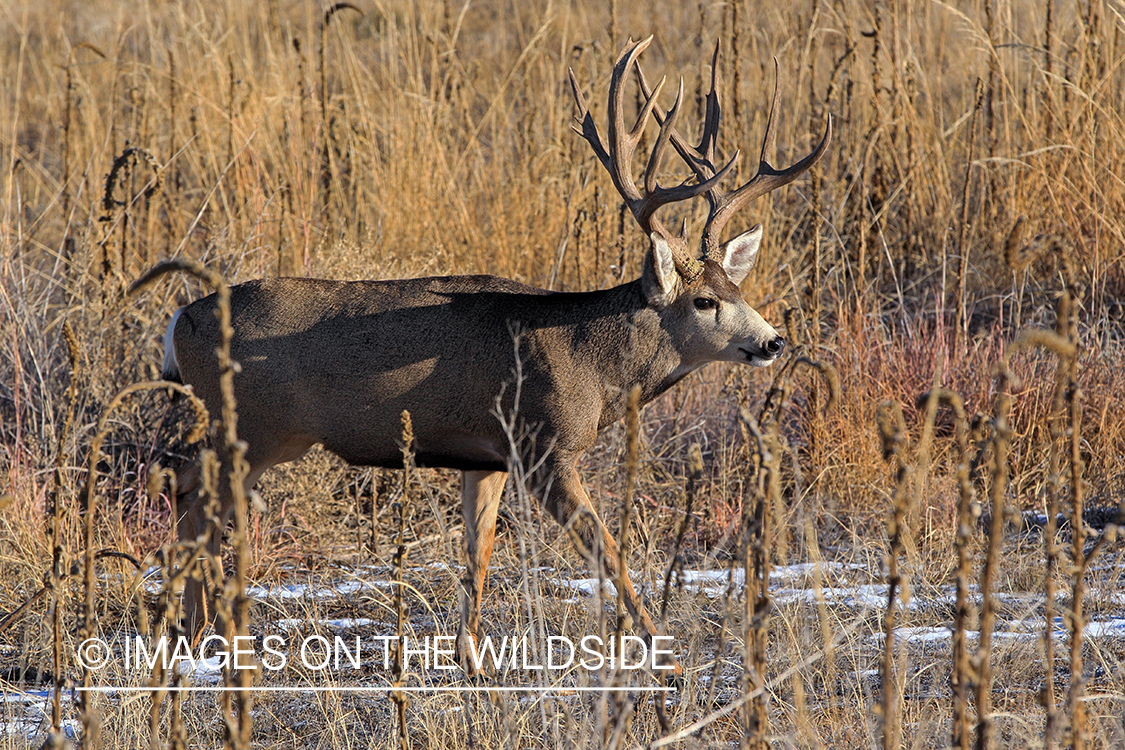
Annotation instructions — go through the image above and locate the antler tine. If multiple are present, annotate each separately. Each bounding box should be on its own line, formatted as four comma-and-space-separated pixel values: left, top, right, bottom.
759, 59, 782, 168
699, 62, 833, 258
570, 40, 673, 214
569, 36, 659, 177
698, 40, 722, 167
634, 44, 735, 197
632, 74, 667, 142
643, 77, 682, 195
701, 122, 833, 257
568, 68, 610, 173
604, 37, 656, 207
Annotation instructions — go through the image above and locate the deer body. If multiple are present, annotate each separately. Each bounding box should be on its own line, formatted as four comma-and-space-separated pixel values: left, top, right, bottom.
168, 260, 776, 471
163, 37, 829, 676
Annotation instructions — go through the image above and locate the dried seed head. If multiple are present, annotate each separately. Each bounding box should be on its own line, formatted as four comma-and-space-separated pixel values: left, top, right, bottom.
1003, 215, 1029, 269
687, 442, 704, 475
876, 401, 908, 461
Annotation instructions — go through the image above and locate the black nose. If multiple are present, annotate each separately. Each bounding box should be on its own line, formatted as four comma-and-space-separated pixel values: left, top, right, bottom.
764, 336, 785, 356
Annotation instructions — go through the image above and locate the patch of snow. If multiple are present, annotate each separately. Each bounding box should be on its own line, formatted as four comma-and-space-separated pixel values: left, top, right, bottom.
650, 563, 863, 599
1082, 618, 1125, 638
274, 618, 376, 632
990, 630, 1039, 642
245, 579, 388, 600
874, 626, 954, 644
411, 562, 457, 572
141, 565, 165, 594
0, 719, 40, 740
865, 622, 1125, 646
555, 578, 617, 598
1089, 588, 1125, 607
769, 562, 862, 581
774, 584, 890, 610
671, 569, 741, 597
176, 655, 224, 684
0, 689, 50, 704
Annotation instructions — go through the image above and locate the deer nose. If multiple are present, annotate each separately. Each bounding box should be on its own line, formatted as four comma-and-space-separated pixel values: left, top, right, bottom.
764, 336, 785, 357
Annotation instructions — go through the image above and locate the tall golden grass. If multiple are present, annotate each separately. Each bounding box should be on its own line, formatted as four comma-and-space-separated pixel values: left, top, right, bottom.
1, 0, 1124, 748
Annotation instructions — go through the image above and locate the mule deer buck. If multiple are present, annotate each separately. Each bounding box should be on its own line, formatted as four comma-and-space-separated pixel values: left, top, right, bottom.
160, 37, 829, 675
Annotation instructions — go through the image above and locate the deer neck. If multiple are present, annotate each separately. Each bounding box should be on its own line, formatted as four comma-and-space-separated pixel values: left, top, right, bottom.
576, 280, 698, 427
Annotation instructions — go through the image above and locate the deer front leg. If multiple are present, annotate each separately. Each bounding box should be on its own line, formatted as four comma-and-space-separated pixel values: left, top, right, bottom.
542, 460, 681, 676
458, 470, 508, 674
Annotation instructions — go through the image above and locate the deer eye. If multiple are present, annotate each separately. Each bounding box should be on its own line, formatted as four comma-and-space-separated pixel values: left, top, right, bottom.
693, 297, 718, 311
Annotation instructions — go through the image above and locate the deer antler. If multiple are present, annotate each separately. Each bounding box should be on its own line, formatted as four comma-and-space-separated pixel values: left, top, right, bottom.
635, 42, 833, 261
569, 36, 736, 281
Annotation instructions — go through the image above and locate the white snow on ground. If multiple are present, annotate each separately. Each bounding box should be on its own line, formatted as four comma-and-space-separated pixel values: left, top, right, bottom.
0, 689, 50, 704
133, 565, 1125, 648
0, 718, 79, 741
175, 654, 225, 684
666, 562, 866, 597
554, 577, 617, 600
548, 568, 1125, 649
769, 562, 868, 581
245, 579, 388, 600
412, 562, 456, 572
1088, 588, 1125, 607
274, 618, 377, 631
555, 563, 863, 601
1082, 618, 1125, 638
872, 619, 1125, 645
773, 583, 891, 609
141, 565, 166, 594
0, 690, 76, 741
873, 626, 1038, 645
878, 626, 956, 643
0, 721, 38, 740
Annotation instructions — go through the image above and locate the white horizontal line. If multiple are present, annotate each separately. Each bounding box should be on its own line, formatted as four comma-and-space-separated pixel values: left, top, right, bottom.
77, 685, 675, 694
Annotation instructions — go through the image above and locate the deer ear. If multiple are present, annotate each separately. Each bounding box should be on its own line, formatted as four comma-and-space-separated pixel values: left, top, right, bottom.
642, 233, 678, 304
721, 225, 763, 285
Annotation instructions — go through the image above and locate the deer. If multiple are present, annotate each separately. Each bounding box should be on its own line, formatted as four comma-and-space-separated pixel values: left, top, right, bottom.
159, 36, 829, 678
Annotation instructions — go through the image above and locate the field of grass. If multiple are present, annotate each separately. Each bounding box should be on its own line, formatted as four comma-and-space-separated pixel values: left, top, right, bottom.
2, 0, 1124, 747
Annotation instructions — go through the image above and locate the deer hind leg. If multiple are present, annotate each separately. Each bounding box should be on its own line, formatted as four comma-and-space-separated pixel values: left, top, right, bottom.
176, 459, 267, 641
457, 470, 508, 673
543, 461, 681, 676
175, 436, 315, 641
173, 459, 233, 642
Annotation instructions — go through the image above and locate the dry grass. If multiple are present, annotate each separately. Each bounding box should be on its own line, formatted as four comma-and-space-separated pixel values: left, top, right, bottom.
2, 0, 1125, 747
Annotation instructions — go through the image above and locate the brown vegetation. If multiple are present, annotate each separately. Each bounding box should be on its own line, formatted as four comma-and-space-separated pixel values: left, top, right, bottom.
1, 0, 1123, 748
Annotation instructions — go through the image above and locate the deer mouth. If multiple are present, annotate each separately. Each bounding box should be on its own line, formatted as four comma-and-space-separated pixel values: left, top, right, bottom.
740, 347, 778, 368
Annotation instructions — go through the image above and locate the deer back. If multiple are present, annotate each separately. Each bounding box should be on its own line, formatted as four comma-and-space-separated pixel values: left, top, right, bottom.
169, 275, 673, 471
